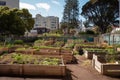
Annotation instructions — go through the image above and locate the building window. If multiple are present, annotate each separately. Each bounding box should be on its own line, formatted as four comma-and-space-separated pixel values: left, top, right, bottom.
51, 24, 55, 26
51, 27, 56, 29
0, 1, 6, 6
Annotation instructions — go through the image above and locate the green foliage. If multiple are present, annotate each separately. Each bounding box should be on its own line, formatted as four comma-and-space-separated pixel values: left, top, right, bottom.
15, 48, 26, 51
6, 44, 14, 48
78, 30, 96, 35
86, 30, 95, 34
53, 41, 64, 47
42, 33, 62, 37
34, 39, 47, 47
73, 39, 84, 44
41, 58, 60, 65
33, 46, 59, 49
32, 46, 41, 51
115, 44, 120, 47
78, 31, 86, 35
14, 40, 24, 45
64, 43, 75, 49
105, 54, 120, 63
81, 0, 119, 33
10, 53, 61, 65
105, 48, 114, 54
0, 7, 34, 36
62, 0, 79, 31
49, 29, 63, 34
73, 50, 79, 55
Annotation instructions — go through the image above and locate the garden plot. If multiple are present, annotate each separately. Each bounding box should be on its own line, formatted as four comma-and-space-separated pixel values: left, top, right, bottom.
15, 47, 75, 63
0, 53, 66, 77
92, 54, 120, 76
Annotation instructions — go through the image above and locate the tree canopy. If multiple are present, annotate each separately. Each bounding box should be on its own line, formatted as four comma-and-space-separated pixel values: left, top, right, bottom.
0, 6, 34, 36
81, 0, 119, 34
62, 0, 79, 32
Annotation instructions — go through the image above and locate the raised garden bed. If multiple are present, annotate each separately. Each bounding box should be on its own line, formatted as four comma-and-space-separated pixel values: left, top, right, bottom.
0, 53, 66, 77
16, 47, 75, 63
92, 54, 120, 76
0, 47, 8, 55
83, 48, 107, 59
15, 48, 35, 54
34, 48, 75, 63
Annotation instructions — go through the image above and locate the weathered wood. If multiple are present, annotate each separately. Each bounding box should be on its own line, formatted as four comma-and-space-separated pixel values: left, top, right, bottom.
0, 55, 66, 77
84, 50, 106, 59
0, 64, 22, 76
92, 54, 120, 76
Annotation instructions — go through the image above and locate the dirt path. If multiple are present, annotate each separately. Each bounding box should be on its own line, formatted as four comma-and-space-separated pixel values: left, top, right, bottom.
66, 55, 120, 80
0, 77, 62, 80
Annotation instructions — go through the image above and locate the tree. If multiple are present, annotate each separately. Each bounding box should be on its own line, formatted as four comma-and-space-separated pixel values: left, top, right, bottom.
62, 0, 79, 33
17, 9, 34, 31
83, 20, 91, 28
0, 7, 34, 36
81, 0, 119, 34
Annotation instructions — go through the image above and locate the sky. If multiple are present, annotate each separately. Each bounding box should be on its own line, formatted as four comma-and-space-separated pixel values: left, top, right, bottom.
20, 0, 89, 21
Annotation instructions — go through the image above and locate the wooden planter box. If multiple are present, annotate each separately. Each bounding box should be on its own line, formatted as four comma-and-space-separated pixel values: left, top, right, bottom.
34, 48, 74, 63
8, 45, 23, 53
23, 64, 65, 77
92, 54, 120, 76
15, 49, 35, 54
0, 64, 22, 76
36, 48, 60, 54
84, 50, 106, 59
0, 47, 8, 55
0, 64, 65, 77
0, 55, 66, 77
15, 48, 75, 63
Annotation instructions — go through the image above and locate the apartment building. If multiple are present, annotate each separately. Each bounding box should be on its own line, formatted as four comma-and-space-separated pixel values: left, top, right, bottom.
34, 14, 59, 30
0, 0, 19, 8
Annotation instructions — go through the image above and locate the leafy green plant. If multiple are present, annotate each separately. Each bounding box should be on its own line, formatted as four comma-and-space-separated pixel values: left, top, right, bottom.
34, 39, 44, 44
64, 43, 75, 49
53, 41, 64, 47
73, 50, 79, 55
42, 33, 62, 37
12, 53, 24, 64
15, 48, 26, 51
14, 40, 24, 45
73, 39, 84, 44
41, 58, 60, 65
8, 53, 61, 65
6, 44, 14, 48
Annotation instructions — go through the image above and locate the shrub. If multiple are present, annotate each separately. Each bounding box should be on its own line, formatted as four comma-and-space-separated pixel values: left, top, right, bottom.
86, 30, 95, 34
14, 40, 24, 44
34, 39, 44, 46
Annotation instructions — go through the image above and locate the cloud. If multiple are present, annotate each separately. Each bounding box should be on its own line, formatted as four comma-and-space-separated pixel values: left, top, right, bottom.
36, 3, 50, 11
52, 0, 60, 5
20, 2, 36, 10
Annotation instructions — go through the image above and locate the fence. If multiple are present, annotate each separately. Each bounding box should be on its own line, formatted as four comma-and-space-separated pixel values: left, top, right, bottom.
102, 33, 120, 45
94, 33, 120, 45
0, 35, 96, 43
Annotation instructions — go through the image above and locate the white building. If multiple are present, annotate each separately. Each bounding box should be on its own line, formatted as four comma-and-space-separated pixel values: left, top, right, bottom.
0, 0, 19, 9
34, 14, 59, 30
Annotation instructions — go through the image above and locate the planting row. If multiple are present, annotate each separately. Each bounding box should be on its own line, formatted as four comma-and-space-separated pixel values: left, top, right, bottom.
0, 53, 66, 77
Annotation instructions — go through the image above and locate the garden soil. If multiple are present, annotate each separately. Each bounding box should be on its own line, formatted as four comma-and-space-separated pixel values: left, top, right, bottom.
0, 55, 120, 80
